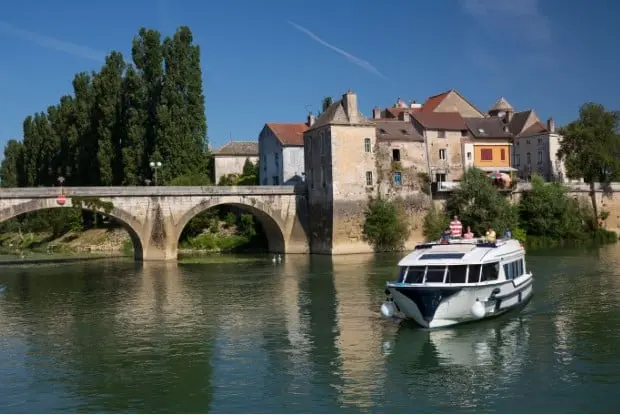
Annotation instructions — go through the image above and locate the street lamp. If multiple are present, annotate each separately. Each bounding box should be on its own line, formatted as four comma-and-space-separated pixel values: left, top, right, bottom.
145, 179, 151, 186
149, 161, 162, 186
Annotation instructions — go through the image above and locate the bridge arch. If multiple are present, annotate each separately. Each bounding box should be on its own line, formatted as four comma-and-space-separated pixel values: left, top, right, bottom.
175, 197, 286, 253
0, 198, 145, 260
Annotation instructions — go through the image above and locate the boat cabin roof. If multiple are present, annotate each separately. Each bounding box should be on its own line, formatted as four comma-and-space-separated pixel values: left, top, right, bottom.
398, 238, 524, 267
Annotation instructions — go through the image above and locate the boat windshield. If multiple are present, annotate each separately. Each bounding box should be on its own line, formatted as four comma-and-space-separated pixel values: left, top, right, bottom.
400, 263, 498, 284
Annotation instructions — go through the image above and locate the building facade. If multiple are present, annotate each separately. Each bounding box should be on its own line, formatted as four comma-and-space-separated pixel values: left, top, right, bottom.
258, 122, 308, 185
212, 141, 259, 183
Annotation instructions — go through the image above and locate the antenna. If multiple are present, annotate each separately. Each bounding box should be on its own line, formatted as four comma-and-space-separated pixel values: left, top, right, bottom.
304, 104, 313, 114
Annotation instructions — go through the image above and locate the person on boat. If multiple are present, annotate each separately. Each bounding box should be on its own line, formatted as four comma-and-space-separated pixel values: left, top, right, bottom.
440, 228, 451, 244
463, 226, 474, 239
485, 227, 497, 242
450, 215, 463, 238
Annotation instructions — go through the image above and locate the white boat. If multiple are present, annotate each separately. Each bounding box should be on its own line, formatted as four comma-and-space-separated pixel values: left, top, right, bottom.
380, 238, 533, 329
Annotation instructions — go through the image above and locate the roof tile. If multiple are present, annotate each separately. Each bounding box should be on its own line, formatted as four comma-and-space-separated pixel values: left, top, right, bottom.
213, 141, 258, 156
266, 123, 308, 146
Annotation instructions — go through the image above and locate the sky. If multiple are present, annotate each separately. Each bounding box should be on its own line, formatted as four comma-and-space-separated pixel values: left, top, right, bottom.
0, 0, 618, 154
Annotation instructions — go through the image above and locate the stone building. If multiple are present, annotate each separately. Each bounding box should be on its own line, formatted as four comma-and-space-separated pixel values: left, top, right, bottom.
212, 141, 259, 183
258, 122, 308, 185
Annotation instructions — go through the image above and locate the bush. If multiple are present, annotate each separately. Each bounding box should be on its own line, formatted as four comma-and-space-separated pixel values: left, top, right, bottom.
422, 206, 449, 241
362, 197, 410, 251
446, 168, 518, 236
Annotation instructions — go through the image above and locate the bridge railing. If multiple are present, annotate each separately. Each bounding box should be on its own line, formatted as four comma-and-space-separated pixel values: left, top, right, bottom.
0, 184, 308, 198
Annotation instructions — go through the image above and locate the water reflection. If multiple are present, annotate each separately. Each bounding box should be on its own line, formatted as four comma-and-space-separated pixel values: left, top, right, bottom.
331, 254, 390, 411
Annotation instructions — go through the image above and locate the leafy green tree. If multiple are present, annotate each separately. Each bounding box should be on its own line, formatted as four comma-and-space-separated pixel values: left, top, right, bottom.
422, 205, 449, 241
445, 168, 517, 236
557, 103, 620, 228
317, 96, 333, 116
0, 140, 24, 187
363, 197, 410, 251
518, 175, 585, 239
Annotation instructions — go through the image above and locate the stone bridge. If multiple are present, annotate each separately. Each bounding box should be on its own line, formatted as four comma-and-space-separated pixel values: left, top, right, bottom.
0, 186, 310, 261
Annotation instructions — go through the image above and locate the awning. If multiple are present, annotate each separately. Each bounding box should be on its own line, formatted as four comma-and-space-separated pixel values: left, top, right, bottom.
476, 166, 517, 172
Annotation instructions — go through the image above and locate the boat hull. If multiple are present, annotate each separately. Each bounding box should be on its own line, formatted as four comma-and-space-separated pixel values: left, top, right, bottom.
385, 274, 533, 329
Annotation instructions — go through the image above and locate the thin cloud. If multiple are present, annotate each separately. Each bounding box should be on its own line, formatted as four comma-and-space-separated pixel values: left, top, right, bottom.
460, 0, 551, 43
288, 21, 386, 79
0, 21, 105, 62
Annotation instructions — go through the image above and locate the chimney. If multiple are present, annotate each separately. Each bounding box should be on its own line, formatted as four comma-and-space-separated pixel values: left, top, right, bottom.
399, 111, 411, 122
307, 112, 315, 127
505, 110, 514, 124
547, 117, 556, 133
372, 106, 381, 119
342, 89, 358, 122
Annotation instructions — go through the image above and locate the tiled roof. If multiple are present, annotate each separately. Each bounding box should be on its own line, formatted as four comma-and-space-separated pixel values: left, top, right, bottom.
508, 110, 534, 136
383, 107, 422, 118
464, 117, 512, 138
375, 120, 424, 142
266, 123, 308, 146
422, 90, 451, 112
213, 141, 258, 156
411, 112, 467, 131
520, 121, 548, 137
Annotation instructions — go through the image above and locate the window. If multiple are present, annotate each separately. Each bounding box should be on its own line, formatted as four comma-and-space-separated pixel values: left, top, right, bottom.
435, 173, 446, 183
274, 152, 279, 167
393, 171, 402, 186
405, 266, 425, 283
308, 168, 313, 189
480, 262, 499, 281
439, 149, 446, 160
515, 154, 521, 167
365, 171, 373, 186
392, 149, 400, 161
503, 259, 524, 280
438, 130, 446, 138
364, 137, 372, 153
481, 148, 493, 161
420, 253, 465, 260
320, 166, 325, 187
467, 152, 472, 160
307, 137, 312, 158
446, 265, 467, 283
500, 148, 506, 161
319, 132, 325, 156
461, 130, 468, 137
526, 140, 531, 145
272, 176, 279, 185
468, 265, 481, 283
526, 152, 531, 165
538, 138, 542, 145
538, 151, 543, 164
425, 266, 446, 283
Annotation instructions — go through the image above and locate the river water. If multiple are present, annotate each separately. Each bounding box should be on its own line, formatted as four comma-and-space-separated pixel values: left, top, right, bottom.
0, 246, 619, 413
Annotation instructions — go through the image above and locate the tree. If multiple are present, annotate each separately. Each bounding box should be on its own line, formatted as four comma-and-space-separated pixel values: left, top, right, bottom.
0, 140, 24, 187
318, 96, 333, 116
445, 168, 517, 236
518, 175, 584, 239
362, 197, 410, 251
557, 103, 620, 228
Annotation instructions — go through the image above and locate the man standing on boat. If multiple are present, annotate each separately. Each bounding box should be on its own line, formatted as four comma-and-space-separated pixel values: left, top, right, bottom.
450, 215, 463, 238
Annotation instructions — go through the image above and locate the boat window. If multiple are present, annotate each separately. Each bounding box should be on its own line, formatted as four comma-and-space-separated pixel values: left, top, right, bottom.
481, 262, 499, 281
419, 253, 465, 260
405, 266, 425, 283
424, 266, 446, 283
503, 259, 524, 280
446, 265, 467, 283
468, 264, 481, 283
398, 266, 407, 282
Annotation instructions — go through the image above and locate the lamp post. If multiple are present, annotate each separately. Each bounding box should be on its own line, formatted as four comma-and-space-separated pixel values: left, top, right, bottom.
145, 179, 151, 186
149, 161, 162, 186
57, 176, 66, 205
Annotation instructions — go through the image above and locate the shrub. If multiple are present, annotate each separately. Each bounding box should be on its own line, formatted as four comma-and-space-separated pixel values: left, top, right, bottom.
422, 206, 449, 241
362, 197, 410, 251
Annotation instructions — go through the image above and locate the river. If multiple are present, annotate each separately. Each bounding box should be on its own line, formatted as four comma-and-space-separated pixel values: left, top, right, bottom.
0, 245, 619, 413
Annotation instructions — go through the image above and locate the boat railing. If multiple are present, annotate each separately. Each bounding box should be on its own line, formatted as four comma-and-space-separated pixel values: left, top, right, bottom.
415, 238, 512, 250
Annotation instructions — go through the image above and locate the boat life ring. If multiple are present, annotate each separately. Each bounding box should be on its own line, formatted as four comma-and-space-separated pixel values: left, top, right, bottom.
56, 196, 66, 206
